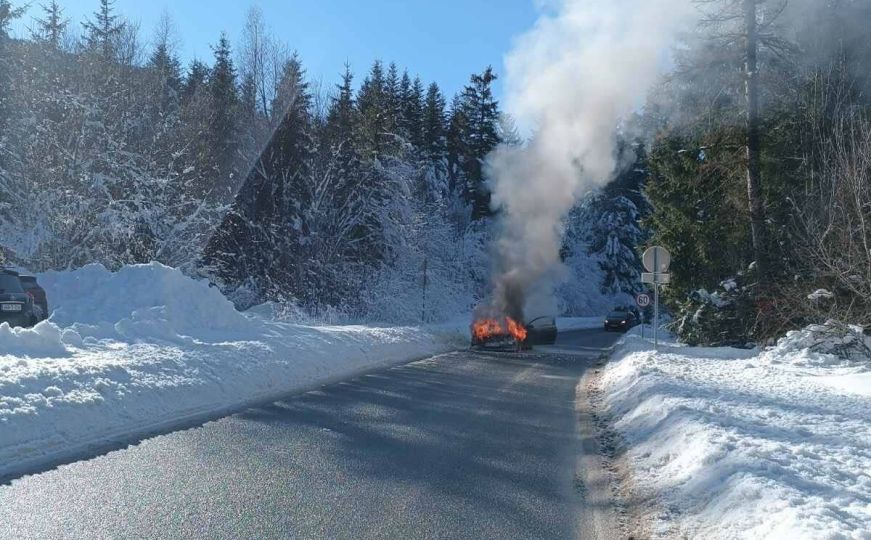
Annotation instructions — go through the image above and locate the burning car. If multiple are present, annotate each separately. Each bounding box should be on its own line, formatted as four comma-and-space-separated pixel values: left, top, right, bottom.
471, 315, 529, 349
470, 313, 558, 350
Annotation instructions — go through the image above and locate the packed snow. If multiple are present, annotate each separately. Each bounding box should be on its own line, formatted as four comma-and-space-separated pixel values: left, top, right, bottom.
0, 263, 466, 479
601, 324, 871, 539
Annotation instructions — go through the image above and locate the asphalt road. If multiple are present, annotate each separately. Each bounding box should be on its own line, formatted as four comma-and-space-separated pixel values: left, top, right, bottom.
0, 327, 622, 540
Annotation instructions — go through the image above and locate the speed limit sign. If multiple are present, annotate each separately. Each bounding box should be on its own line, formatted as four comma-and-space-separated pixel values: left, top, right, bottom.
636, 293, 651, 307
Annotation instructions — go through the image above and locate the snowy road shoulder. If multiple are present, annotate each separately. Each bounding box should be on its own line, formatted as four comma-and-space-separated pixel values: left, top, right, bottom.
0, 263, 466, 482
598, 327, 871, 539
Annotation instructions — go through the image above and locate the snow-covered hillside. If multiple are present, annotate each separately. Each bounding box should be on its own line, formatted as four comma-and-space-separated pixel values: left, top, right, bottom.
601, 327, 871, 539
0, 263, 466, 479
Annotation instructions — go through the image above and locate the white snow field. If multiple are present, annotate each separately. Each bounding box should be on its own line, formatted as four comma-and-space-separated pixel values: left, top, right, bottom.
602, 326, 871, 539
0, 263, 467, 479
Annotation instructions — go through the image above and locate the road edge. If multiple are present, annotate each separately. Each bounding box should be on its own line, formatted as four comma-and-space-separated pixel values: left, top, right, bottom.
585, 350, 661, 540
574, 353, 626, 540
577, 350, 655, 540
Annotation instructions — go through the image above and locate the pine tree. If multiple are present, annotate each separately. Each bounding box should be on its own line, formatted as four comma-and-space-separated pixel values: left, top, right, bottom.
461, 67, 500, 158
239, 72, 257, 122
82, 0, 125, 62
207, 33, 240, 190
455, 67, 501, 219
321, 64, 361, 215
578, 142, 650, 299
384, 61, 401, 138
268, 54, 313, 214
498, 113, 523, 147
0, 0, 25, 168
204, 54, 314, 302
397, 70, 413, 142
0, 0, 24, 35
325, 64, 359, 168
422, 82, 447, 163
147, 40, 182, 114
181, 59, 209, 102
32, 1, 68, 49
446, 93, 468, 196
356, 60, 389, 160
399, 73, 424, 149
590, 195, 645, 296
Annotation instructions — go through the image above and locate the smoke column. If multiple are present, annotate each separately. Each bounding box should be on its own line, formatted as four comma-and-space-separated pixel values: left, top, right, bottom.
486, 0, 697, 317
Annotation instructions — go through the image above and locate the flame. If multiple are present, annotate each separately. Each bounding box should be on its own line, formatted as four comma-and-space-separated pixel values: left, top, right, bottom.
506, 317, 528, 342
471, 316, 527, 343
472, 318, 503, 342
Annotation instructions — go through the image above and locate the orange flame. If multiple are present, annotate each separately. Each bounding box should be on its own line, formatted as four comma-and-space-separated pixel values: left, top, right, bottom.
472, 318, 503, 342
506, 317, 528, 342
471, 316, 527, 343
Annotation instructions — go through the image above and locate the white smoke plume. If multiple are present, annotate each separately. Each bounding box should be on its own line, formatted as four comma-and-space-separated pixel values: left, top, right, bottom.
486, 0, 697, 318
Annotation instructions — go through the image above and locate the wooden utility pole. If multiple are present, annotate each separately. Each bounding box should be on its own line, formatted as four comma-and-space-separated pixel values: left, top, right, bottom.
743, 0, 769, 286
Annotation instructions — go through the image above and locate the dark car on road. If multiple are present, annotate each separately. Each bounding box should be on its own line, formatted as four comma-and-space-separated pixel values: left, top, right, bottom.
603, 310, 638, 332
18, 275, 48, 321
526, 316, 558, 345
0, 270, 38, 327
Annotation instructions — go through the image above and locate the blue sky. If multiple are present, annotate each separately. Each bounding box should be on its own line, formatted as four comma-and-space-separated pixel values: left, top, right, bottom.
11, 0, 540, 101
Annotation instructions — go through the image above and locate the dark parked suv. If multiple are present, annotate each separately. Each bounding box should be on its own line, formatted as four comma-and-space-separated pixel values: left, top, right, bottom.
0, 270, 38, 327
18, 275, 48, 321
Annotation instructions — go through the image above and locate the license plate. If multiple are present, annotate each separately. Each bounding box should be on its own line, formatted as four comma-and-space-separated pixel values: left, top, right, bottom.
1, 303, 22, 312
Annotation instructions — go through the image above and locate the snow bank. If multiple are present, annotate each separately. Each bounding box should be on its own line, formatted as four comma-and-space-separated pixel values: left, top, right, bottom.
763, 321, 871, 366
0, 321, 69, 358
38, 262, 254, 341
0, 263, 466, 479
601, 327, 871, 539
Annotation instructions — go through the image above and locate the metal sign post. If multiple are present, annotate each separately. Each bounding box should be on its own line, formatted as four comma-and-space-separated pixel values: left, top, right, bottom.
654, 283, 659, 347
641, 246, 672, 349
654, 249, 659, 348
421, 257, 428, 323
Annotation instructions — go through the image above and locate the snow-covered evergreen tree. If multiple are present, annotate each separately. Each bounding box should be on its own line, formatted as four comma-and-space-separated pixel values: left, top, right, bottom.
589, 195, 646, 296
586, 142, 651, 299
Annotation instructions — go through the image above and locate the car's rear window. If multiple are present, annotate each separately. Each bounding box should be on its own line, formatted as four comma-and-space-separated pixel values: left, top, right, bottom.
19, 276, 36, 285
0, 274, 24, 293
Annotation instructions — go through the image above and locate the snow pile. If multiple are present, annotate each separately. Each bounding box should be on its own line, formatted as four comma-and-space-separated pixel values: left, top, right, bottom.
763, 321, 871, 366
601, 328, 871, 539
38, 262, 254, 342
0, 263, 466, 479
0, 321, 69, 358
